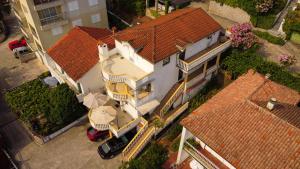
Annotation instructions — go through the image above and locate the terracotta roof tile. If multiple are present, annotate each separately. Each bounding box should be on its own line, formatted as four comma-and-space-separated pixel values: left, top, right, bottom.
115, 8, 222, 63
181, 70, 300, 169
47, 26, 113, 81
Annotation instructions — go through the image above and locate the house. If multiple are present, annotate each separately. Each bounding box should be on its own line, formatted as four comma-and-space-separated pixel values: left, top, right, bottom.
45, 26, 113, 101
44, 7, 231, 161
11, 0, 109, 62
97, 7, 231, 161
176, 70, 300, 169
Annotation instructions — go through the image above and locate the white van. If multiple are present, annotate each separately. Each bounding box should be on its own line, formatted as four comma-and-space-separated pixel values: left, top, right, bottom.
12, 46, 30, 58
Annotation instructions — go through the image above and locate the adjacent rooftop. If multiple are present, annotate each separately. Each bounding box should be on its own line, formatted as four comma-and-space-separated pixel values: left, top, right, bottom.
181, 70, 300, 169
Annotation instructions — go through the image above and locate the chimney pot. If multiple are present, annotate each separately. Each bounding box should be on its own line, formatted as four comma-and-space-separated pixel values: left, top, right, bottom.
267, 97, 277, 111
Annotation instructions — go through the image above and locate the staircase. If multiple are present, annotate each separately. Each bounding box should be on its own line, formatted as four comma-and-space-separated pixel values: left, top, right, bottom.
154, 81, 185, 117
122, 118, 155, 161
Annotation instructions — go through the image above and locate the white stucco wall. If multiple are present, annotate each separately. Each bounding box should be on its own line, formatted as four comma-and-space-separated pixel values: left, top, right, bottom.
185, 30, 220, 60
77, 62, 104, 94
115, 40, 154, 73
153, 54, 179, 101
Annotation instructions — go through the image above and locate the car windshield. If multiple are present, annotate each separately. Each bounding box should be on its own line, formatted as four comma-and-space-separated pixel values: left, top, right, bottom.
88, 128, 97, 135
101, 143, 111, 153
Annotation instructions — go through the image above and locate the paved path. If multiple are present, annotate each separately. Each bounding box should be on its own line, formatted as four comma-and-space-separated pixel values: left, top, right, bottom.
272, 0, 298, 31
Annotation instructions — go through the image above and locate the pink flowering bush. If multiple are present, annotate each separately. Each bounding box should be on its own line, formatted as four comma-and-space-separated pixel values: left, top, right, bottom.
256, 0, 274, 13
230, 23, 256, 49
278, 54, 296, 66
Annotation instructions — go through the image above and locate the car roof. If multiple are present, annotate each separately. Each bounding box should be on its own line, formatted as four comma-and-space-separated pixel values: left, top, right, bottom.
13, 46, 28, 51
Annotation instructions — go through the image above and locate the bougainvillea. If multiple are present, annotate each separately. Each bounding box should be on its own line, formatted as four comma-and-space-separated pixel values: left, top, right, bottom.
278, 54, 296, 66
256, 0, 274, 13
230, 23, 256, 49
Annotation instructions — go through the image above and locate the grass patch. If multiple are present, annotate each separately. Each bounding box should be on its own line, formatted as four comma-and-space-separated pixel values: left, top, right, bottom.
253, 30, 285, 45
150, 9, 161, 18
291, 32, 300, 44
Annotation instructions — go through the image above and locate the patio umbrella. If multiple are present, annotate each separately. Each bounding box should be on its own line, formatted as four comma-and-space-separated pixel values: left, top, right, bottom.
83, 92, 109, 109
88, 106, 117, 131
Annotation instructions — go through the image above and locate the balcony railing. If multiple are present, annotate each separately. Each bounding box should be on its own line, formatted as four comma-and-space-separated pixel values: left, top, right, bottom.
177, 39, 232, 72
33, 0, 60, 5
184, 141, 220, 169
101, 56, 153, 89
109, 117, 141, 138
40, 13, 65, 26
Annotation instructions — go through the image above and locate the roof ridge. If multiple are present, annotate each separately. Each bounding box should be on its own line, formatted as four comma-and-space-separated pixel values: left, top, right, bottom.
245, 99, 300, 131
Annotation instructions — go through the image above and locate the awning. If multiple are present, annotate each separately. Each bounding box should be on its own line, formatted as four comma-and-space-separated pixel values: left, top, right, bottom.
137, 99, 160, 115
88, 106, 117, 131
83, 92, 109, 109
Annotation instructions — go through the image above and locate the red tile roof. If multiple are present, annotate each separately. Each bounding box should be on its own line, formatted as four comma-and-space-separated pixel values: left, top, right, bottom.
115, 8, 222, 63
181, 70, 300, 169
48, 26, 114, 81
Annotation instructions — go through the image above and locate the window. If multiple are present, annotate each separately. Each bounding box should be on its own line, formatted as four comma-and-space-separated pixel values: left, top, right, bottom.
91, 13, 101, 23
207, 56, 217, 70
88, 0, 98, 6
68, 1, 79, 11
162, 57, 170, 66
51, 26, 63, 36
142, 83, 152, 92
179, 50, 185, 60
77, 83, 82, 93
38, 7, 62, 25
72, 19, 82, 27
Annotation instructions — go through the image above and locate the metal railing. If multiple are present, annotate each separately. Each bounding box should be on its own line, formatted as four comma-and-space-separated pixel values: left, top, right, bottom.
122, 117, 148, 159
33, 0, 60, 5
177, 40, 232, 72
184, 141, 219, 169
160, 81, 185, 117
40, 13, 65, 26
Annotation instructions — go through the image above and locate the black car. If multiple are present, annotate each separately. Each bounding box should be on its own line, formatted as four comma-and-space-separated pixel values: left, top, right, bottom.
98, 129, 136, 159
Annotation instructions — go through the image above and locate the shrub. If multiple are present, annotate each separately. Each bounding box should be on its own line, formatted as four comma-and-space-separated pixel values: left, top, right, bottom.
255, 14, 276, 29
253, 30, 285, 45
166, 123, 182, 141
135, 0, 145, 16
170, 137, 181, 152
5, 79, 86, 135
277, 54, 296, 66
256, 0, 274, 13
283, 7, 300, 39
230, 23, 256, 49
120, 142, 168, 169
221, 46, 300, 92
150, 9, 161, 18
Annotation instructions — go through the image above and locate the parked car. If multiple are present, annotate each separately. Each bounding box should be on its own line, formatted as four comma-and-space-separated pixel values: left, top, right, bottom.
8, 38, 27, 50
12, 46, 30, 58
87, 126, 109, 141
97, 129, 137, 159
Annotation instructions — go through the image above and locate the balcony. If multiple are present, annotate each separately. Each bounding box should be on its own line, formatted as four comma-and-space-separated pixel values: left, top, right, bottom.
106, 82, 151, 104
105, 100, 140, 138
39, 13, 68, 30
33, 0, 63, 11
102, 54, 153, 89
177, 38, 231, 72
183, 141, 220, 169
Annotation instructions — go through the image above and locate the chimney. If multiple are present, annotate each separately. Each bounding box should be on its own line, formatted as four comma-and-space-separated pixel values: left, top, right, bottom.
266, 98, 277, 111
112, 27, 117, 35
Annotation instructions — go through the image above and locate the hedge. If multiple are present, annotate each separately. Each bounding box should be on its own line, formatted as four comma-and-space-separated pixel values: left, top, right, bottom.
221, 45, 300, 92
214, 0, 287, 29
253, 30, 285, 45
5, 79, 86, 135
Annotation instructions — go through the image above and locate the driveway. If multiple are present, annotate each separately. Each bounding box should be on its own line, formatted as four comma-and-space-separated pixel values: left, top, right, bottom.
15, 120, 122, 169
0, 14, 122, 169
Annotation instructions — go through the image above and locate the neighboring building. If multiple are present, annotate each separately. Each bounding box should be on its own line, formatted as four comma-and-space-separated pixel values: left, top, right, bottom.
45, 7, 231, 161
176, 70, 300, 169
11, 0, 108, 62
45, 26, 113, 101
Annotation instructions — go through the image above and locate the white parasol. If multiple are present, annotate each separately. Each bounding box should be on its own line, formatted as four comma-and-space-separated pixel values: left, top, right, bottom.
83, 92, 109, 109
88, 106, 117, 131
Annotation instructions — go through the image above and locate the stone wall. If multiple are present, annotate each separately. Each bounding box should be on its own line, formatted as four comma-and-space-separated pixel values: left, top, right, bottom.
208, 1, 251, 23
